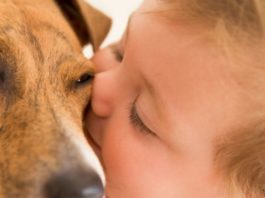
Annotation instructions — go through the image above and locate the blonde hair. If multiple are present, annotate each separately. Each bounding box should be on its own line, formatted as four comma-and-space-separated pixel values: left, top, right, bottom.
158, 0, 265, 197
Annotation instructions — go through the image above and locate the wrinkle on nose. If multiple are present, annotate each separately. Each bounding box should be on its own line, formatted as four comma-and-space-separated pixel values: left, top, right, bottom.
91, 47, 119, 73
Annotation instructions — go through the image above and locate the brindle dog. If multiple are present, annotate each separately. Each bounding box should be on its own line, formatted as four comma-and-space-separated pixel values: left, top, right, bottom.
0, 0, 111, 198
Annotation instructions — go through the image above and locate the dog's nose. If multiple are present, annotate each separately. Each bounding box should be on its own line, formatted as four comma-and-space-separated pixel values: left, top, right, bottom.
44, 169, 104, 198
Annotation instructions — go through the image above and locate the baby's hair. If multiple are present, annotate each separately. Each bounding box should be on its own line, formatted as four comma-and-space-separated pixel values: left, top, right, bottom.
157, 0, 265, 197
158, 0, 265, 42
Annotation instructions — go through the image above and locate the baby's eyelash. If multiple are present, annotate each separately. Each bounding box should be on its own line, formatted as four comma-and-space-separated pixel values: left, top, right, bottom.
129, 100, 155, 136
110, 45, 124, 62
114, 49, 124, 62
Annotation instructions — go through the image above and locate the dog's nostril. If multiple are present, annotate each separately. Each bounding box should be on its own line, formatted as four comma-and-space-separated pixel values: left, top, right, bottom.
44, 169, 104, 198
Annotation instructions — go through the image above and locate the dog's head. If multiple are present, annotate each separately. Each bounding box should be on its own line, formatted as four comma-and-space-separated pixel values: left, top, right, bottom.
0, 0, 110, 197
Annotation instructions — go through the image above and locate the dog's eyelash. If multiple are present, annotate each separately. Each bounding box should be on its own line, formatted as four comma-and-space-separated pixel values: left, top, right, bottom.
76, 72, 94, 84
128, 100, 155, 136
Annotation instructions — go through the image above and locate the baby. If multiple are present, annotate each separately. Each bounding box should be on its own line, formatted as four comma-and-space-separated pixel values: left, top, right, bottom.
86, 0, 265, 197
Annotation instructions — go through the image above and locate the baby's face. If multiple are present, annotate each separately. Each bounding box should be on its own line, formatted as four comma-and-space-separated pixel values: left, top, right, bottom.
86, 1, 247, 197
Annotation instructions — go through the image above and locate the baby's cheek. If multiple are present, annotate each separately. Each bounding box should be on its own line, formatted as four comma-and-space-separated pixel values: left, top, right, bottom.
101, 122, 153, 193
101, 121, 176, 197
102, 128, 140, 182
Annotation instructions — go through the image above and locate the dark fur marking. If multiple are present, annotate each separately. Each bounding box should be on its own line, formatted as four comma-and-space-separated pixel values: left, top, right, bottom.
24, 28, 45, 65
41, 23, 73, 52
0, 43, 23, 99
54, 0, 90, 46
0, 24, 44, 65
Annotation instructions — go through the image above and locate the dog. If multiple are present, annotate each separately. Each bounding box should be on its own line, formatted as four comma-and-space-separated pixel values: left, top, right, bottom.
0, 0, 111, 197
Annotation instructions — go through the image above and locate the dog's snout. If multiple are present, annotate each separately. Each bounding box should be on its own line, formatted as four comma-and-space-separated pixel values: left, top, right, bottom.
44, 169, 104, 198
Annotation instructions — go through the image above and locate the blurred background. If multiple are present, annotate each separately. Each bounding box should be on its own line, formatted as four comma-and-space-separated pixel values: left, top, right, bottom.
84, 0, 143, 57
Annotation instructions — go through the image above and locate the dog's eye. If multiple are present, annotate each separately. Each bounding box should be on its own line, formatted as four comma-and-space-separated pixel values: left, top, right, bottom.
0, 70, 5, 83
76, 72, 94, 85
0, 58, 8, 84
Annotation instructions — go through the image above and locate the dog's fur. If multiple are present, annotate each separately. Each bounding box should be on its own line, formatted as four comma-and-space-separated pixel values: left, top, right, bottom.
0, 0, 111, 197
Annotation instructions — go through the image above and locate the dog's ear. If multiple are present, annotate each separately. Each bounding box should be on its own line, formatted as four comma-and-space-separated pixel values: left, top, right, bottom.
55, 0, 111, 51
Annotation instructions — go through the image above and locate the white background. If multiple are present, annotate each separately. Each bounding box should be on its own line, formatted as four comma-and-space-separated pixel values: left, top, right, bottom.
84, 0, 143, 57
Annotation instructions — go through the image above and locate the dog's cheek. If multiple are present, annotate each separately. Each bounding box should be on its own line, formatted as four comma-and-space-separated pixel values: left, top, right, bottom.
67, 85, 93, 116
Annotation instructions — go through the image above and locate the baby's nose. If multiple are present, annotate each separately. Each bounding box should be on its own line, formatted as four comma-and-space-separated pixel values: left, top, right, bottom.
91, 45, 120, 73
